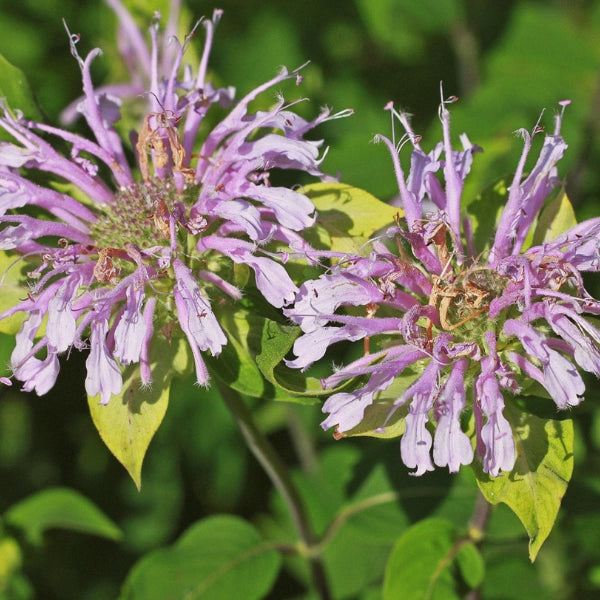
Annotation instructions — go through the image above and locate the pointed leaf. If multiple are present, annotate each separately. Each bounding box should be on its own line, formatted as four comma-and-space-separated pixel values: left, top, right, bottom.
531, 187, 578, 246
88, 335, 189, 489
383, 517, 481, 600
120, 515, 281, 600
302, 183, 401, 253
4, 487, 122, 545
474, 400, 574, 560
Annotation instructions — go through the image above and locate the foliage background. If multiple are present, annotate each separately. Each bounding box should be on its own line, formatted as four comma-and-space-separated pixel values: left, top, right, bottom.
1, 0, 600, 598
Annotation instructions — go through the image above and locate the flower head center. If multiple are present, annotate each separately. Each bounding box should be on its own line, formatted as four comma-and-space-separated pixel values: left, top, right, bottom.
90, 177, 201, 251
429, 263, 507, 332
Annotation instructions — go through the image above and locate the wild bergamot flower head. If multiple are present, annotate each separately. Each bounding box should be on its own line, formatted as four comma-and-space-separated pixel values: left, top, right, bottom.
0, 2, 348, 403
285, 88, 600, 476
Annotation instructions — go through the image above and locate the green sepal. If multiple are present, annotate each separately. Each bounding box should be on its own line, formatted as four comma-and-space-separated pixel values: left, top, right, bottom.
88, 334, 191, 490
474, 399, 574, 561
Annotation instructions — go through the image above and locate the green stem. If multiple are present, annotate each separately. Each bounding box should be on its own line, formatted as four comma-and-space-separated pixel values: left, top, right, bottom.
217, 382, 331, 600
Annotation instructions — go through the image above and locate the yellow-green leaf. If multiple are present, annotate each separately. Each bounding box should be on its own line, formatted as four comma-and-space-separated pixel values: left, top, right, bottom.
475, 400, 574, 561
531, 187, 578, 246
88, 335, 188, 489
301, 182, 401, 253
0, 251, 28, 335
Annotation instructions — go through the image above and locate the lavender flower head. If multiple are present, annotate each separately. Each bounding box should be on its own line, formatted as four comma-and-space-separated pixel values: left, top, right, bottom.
0, 1, 347, 403
285, 86, 600, 477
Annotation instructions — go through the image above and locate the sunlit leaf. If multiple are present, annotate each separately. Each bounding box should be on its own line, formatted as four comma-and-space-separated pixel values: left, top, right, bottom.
120, 515, 281, 600
531, 187, 578, 246
0, 251, 28, 336
4, 487, 122, 545
302, 182, 401, 253
88, 335, 190, 489
475, 400, 574, 561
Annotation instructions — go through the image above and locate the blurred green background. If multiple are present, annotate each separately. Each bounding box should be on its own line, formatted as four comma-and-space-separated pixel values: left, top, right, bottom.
2, 1, 600, 599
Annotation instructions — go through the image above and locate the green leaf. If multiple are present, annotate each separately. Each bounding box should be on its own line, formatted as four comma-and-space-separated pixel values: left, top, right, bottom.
466, 178, 509, 253
302, 182, 400, 253
356, 0, 460, 61
531, 187, 578, 246
0, 53, 41, 130
455, 541, 485, 589
88, 335, 190, 489
0, 251, 28, 336
255, 318, 326, 401
205, 309, 266, 398
0, 536, 22, 583
120, 515, 281, 600
383, 517, 480, 600
475, 400, 574, 561
4, 487, 121, 545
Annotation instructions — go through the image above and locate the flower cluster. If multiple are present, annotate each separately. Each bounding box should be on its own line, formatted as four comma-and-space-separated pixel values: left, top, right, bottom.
0, 1, 347, 403
285, 88, 600, 476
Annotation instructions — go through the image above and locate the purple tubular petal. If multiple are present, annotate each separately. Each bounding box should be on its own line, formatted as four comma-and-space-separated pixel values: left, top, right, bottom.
113, 284, 147, 365
475, 357, 516, 477
433, 359, 474, 472
236, 183, 316, 232
46, 276, 79, 352
85, 319, 123, 405
504, 319, 584, 408
139, 296, 156, 386
322, 370, 395, 433
284, 272, 382, 333
400, 361, 440, 476
199, 236, 297, 307
492, 109, 567, 263
173, 259, 226, 385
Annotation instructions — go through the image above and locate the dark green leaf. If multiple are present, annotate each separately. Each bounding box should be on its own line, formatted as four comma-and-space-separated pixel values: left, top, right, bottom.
255, 317, 329, 401
383, 517, 476, 600
120, 515, 281, 600
4, 487, 121, 545
205, 310, 266, 398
